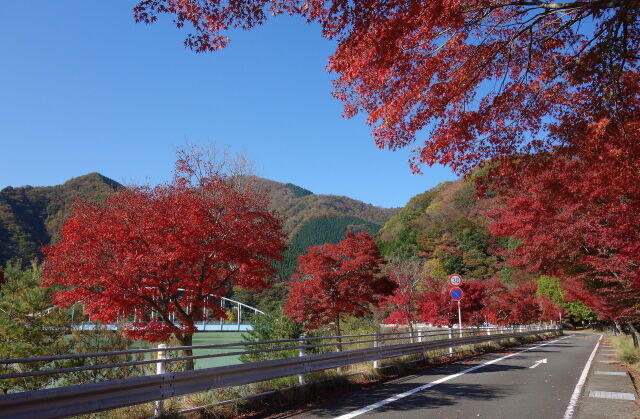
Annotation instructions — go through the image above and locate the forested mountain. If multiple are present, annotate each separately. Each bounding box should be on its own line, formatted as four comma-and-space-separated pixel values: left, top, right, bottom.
0, 173, 122, 266
248, 176, 397, 237
377, 179, 534, 285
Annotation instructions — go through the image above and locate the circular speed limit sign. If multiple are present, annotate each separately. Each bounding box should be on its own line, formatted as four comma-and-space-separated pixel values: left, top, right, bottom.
449, 274, 463, 287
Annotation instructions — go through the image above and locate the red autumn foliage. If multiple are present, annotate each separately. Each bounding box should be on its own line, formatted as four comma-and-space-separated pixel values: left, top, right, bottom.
133, 1, 637, 170
506, 282, 542, 325
417, 277, 563, 327
480, 278, 511, 326
490, 120, 640, 323
482, 280, 563, 325
538, 295, 564, 323
43, 154, 286, 364
285, 232, 395, 335
419, 279, 486, 327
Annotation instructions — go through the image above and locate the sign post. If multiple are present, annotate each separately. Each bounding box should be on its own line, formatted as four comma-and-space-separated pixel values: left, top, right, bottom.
458, 300, 462, 337
450, 286, 463, 337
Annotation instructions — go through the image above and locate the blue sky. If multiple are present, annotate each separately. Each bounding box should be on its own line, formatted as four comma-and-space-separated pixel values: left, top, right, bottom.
0, 1, 456, 208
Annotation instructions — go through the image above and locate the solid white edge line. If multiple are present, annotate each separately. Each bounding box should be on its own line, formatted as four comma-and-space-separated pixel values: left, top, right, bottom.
334, 335, 572, 419
562, 334, 602, 419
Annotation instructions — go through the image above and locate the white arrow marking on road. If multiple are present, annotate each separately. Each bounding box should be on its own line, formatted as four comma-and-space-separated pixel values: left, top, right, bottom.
530, 358, 548, 369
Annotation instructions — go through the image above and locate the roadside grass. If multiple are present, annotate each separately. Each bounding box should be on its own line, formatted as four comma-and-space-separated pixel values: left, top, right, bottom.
611, 334, 640, 397
612, 335, 640, 365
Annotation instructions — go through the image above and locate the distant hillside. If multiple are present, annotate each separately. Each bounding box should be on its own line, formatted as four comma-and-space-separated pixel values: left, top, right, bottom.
0, 173, 122, 266
378, 179, 510, 282
247, 176, 398, 238
377, 178, 540, 285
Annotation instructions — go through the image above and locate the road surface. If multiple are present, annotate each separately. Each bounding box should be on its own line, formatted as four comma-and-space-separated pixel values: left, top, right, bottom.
276, 333, 600, 418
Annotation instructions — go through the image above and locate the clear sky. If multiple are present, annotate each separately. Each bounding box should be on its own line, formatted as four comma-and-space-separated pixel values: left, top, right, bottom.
0, 1, 456, 208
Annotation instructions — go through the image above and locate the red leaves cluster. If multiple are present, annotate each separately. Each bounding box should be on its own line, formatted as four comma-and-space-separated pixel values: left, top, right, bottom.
133, 1, 638, 172
489, 118, 640, 322
419, 279, 487, 327
43, 162, 285, 344
383, 278, 564, 328
284, 232, 395, 334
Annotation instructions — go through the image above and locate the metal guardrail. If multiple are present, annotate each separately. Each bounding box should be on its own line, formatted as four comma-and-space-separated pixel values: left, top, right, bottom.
0, 325, 559, 418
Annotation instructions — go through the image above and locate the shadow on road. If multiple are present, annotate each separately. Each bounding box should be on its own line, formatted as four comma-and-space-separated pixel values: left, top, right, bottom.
261, 382, 513, 418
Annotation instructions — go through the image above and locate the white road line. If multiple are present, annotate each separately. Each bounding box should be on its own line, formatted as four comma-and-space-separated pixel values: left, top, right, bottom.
529, 358, 548, 369
594, 371, 626, 376
589, 390, 636, 401
334, 335, 571, 419
562, 334, 602, 419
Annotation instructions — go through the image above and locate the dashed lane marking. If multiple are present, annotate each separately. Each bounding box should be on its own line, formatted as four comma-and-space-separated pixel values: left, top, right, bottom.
593, 371, 626, 376
589, 391, 635, 401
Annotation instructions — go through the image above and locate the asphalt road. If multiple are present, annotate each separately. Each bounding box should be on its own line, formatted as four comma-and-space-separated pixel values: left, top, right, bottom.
288, 333, 599, 419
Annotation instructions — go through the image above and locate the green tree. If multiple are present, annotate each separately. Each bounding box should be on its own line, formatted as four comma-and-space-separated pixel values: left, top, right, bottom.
60, 325, 151, 386
240, 307, 303, 363
0, 262, 72, 393
537, 275, 595, 325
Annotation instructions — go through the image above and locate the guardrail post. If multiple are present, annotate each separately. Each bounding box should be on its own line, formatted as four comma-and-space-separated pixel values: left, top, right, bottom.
298, 335, 306, 385
559, 312, 564, 335
154, 343, 167, 417
373, 332, 380, 369
416, 329, 425, 360
448, 327, 453, 356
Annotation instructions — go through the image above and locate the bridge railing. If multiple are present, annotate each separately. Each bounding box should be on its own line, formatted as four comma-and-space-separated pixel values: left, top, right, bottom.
0, 324, 560, 418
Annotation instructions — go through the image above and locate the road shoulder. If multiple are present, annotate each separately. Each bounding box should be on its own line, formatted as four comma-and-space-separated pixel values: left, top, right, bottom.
575, 335, 639, 419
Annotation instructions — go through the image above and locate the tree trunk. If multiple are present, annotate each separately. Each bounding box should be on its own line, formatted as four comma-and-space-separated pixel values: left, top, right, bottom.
613, 322, 622, 335
177, 334, 195, 370
408, 321, 415, 343
627, 322, 640, 349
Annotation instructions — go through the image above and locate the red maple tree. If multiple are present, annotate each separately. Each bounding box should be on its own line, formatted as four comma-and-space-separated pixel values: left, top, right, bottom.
43, 151, 286, 368
482, 280, 563, 325
489, 119, 640, 325
538, 295, 564, 323
284, 232, 395, 338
